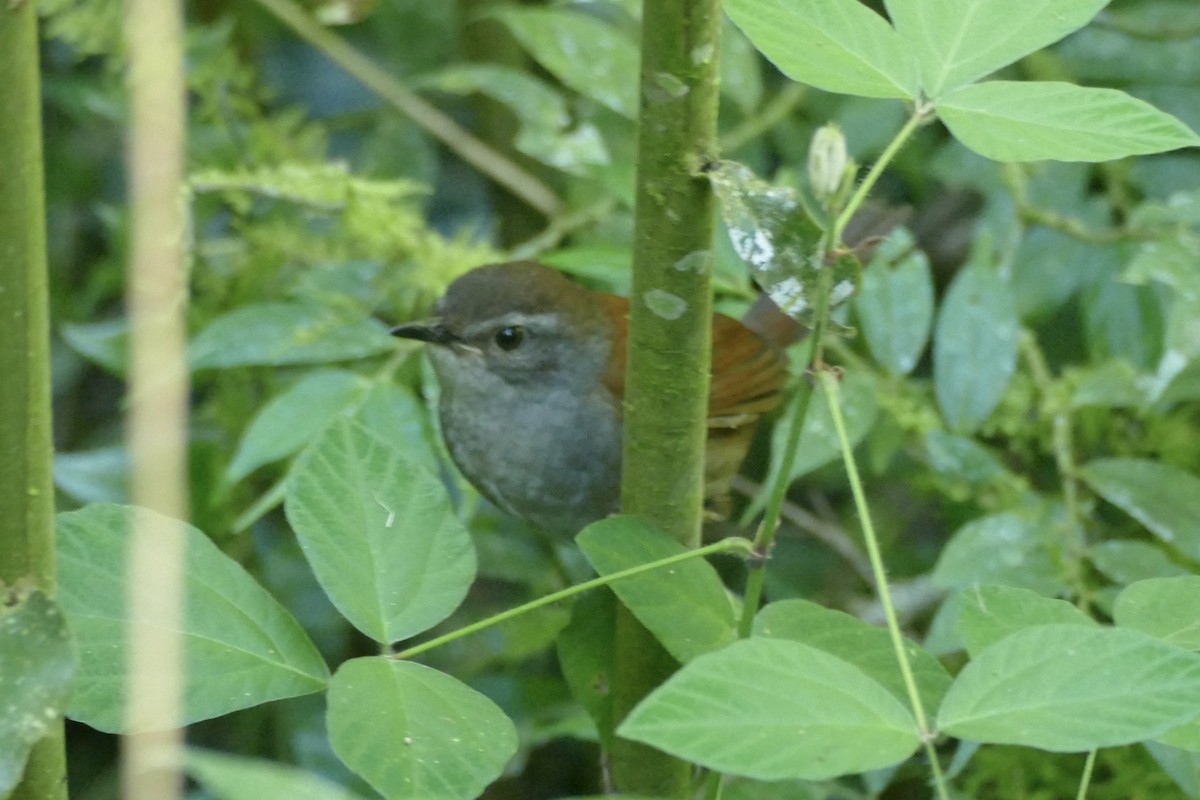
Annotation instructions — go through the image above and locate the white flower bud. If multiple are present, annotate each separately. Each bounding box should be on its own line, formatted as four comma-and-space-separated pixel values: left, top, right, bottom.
807, 124, 848, 200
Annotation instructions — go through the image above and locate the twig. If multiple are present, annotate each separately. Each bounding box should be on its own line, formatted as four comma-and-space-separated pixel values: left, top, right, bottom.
732, 476, 874, 585
251, 0, 564, 217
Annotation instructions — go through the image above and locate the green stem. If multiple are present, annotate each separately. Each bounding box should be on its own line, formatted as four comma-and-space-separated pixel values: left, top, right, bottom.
394, 537, 751, 661
123, 0, 190, 797
0, 3, 67, 798
736, 346, 818, 638
250, 0, 563, 217
819, 370, 951, 800
738, 104, 925, 638
1075, 749, 1098, 800
1019, 332, 1089, 607
832, 106, 927, 247
615, 0, 724, 792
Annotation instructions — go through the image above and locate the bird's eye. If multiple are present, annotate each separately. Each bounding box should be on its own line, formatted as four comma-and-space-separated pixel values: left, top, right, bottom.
494, 325, 524, 351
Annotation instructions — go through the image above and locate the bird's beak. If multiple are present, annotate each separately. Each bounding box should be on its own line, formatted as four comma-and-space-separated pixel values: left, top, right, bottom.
389, 319, 459, 347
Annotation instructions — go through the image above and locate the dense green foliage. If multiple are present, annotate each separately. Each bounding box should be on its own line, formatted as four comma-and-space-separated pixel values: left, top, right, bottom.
13, 0, 1200, 797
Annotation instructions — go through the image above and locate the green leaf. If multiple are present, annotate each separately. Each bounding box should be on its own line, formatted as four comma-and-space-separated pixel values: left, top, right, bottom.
933, 254, 1019, 431
1080, 458, 1200, 562
723, 0, 918, 99
720, 19, 765, 115
187, 749, 369, 800
414, 64, 609, 174
923, 430, 1010, 486
1083, 270, 1164, 369
189, 302, 395, 370
855, 229, 935, 375
57, 504, 329, 733
227, 370, 369, 483
53, 446, 129, 504
285, 418, 475, 644
0, 589, 76, 799
618, 637, 920, 780
753, 599, 953, 713
708, 160, 856, 325
327, 657, 516, 800
938, 81, 1200, 163
576, 516, 736, 663
1114, 577, 1200, 650
556, 590, 616, 751
348, 380, 441, 475
489, 7, 638, 119
60, 318, 127, 375
1146, 741, 1200, 795
1089, 540, 1190, 584
1070, 360, 1145, 409
932, 511, 1068, 596
955, 585, 1095, 657
884, 0, 1109, 97
1158, 719, 1200, 755
938, 624, 1200, 751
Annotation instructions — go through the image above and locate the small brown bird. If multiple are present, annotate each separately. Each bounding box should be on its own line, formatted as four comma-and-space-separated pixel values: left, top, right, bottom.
392, 261, 789, 533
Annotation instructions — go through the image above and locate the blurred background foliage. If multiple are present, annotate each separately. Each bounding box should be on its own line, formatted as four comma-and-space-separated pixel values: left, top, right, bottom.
37, 0, 1200, 796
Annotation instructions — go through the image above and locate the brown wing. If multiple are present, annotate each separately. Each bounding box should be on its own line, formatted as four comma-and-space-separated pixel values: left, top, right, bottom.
707, 311, 787, 424
596, 297, 787, 422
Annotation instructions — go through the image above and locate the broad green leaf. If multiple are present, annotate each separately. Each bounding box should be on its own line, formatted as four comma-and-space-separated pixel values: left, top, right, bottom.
938, 81, 1200, 163
327, 657, 516, 800
189, 302, 395, 370
720, 19, 764, 115
489, 8, 638, 119
933, 255, 1018, 431
1080, 458, 1200, 562
1083, 270, 1164, 369
724, 0, 918, 99
1158, 720, 1200, 755
57, 504, 329, 733
955, 585, 1095, 657
932, 511, 1067, 596
1115, 577, 1200, 650
285, 418, 475, 643
1161, 357, 1200, 405
855, 229, 934, 375
754, 599, 953, 713
618, 637, 920, 780
884, 0, 1109, 97
1146, 741, 1200, 796
1070, 360, 1145, 409
1090, 540, 1190, 585
187, 749, 368, 800
708, 160, 855, 325
227, 370, 369, 483
53, 446, 129, 504
349, 380, 441, 476
414, 64, 609, 174
60, 318, 127, 375
556, 590, 616, 751
938, 624, 1200, 751
576, 516, 736, 663
923, 430, 1010, 486
0, 590, 76, 799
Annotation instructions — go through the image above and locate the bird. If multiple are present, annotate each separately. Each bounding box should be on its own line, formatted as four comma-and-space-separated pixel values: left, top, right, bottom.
390, 260, 791, 533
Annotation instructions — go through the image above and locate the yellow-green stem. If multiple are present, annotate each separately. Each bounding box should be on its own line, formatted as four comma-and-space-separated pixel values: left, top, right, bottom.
832, 107, 927, 247
819, 370, 951, 800
394, 537, 751, 661
1075, 750, 1098, 800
